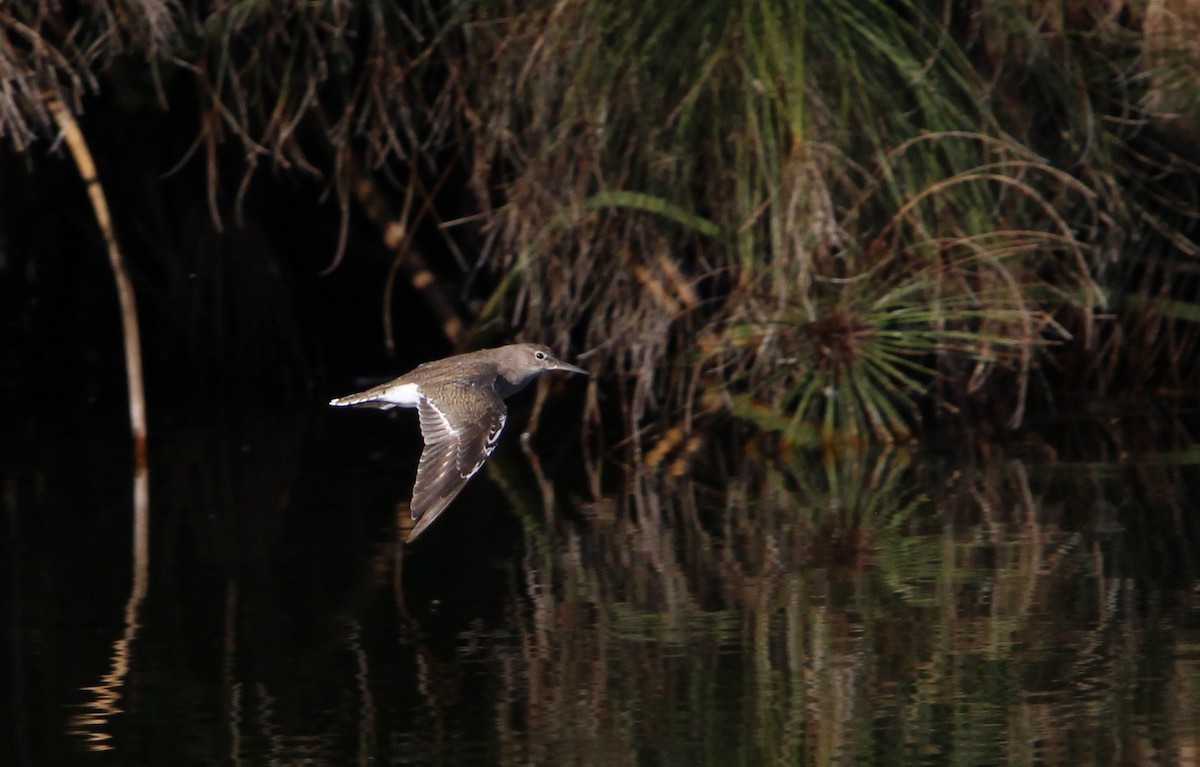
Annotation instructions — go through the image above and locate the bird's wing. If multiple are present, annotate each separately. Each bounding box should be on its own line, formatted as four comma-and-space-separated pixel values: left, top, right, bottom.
407, 384, 507, 541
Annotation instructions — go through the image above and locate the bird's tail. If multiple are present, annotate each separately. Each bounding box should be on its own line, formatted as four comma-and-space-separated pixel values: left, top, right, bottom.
328, 379, 415, 409
329, 392, 377, 407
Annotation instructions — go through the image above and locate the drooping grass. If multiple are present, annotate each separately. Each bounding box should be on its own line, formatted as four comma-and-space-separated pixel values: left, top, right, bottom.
4, 0, 1200, 440
456, 0, 1200, 441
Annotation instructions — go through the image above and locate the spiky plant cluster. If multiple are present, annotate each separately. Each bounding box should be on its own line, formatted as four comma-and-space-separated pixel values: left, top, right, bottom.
719, 123, 1105, 442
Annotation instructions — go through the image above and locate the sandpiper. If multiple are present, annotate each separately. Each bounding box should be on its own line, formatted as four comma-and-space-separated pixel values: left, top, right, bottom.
330, 343, 588, 541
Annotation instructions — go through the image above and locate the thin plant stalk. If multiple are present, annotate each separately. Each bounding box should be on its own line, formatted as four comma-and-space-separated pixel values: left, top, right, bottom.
45, 93, 147, 466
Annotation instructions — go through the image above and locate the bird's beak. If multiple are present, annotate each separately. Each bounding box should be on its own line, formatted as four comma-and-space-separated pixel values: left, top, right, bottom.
552, 360, 590, 376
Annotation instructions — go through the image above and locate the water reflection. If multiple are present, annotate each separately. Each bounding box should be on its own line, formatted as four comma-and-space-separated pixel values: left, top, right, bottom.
66, 461, 148, 750
3, 401, 1200, 764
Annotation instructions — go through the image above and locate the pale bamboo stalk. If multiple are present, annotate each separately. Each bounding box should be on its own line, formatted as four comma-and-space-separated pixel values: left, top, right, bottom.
45, 93, 148, 465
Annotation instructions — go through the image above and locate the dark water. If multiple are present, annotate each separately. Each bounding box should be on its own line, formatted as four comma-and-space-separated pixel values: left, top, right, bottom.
4, 396, 1200, 765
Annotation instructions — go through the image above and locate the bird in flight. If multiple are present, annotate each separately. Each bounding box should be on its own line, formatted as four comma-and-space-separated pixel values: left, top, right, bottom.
330, 343, 588, 541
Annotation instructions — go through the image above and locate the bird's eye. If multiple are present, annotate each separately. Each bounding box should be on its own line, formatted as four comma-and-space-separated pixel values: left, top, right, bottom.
535, 351, 547, 360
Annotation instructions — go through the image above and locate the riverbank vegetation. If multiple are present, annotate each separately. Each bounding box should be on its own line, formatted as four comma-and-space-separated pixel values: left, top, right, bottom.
3, 0, 1199, 446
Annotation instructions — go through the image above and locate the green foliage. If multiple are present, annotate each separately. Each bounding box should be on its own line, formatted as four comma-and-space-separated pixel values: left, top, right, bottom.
5, 0, 1200, 438
455, 0, 1139, 438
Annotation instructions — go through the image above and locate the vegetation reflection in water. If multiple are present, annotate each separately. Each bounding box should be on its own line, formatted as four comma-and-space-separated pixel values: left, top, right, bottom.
31, 405, 1193, 765
487, 427, 1200, 766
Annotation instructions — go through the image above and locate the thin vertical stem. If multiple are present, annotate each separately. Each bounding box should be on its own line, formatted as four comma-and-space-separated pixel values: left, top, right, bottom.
44, 93, 147, 466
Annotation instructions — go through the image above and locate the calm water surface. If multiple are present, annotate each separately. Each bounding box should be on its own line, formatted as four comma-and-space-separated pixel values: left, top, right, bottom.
4, 398, 1199, 765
